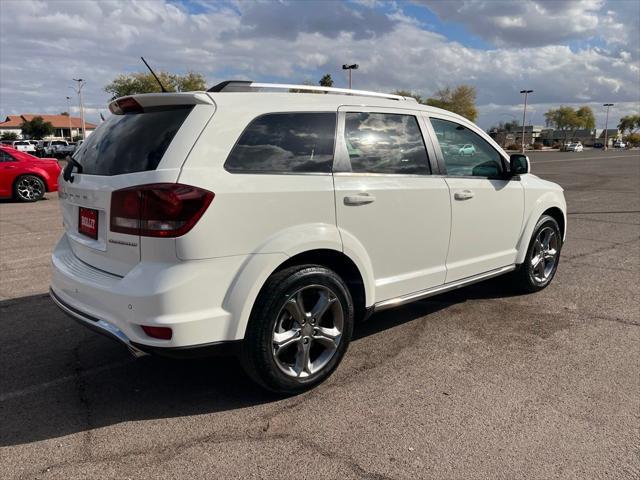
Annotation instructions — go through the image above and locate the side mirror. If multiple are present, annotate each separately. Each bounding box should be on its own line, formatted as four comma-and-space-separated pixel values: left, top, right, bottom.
509, 154, 529, 176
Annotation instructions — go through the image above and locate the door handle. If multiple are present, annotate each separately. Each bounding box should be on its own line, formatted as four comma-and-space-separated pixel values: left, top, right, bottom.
344, 193, 376, 206
454, 190, 474, 201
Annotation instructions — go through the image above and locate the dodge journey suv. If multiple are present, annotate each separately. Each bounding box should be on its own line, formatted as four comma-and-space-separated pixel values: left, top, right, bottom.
50, 81, 566, 393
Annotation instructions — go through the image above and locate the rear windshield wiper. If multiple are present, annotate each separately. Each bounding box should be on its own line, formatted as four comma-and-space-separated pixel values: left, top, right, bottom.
62, 156, 83, 183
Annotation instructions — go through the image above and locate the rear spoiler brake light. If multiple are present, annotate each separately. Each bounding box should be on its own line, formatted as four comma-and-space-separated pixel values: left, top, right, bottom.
109, 97, 144, 115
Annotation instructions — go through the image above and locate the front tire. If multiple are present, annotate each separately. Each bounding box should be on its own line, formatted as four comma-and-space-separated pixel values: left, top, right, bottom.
14, 175, 45, 202
241, 265, 354, 394
511, 215, 562, 293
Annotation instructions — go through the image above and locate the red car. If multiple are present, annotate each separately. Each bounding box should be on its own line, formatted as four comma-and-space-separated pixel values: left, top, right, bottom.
0, 146, 61, 201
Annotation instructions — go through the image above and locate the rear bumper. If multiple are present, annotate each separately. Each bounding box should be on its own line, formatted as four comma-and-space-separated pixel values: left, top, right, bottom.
50, 288, 241, 358
50, 234, 249, 349
50, 288, 147, 357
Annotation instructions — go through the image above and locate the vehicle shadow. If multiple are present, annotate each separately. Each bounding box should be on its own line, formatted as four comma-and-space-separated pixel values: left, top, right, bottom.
0, 277, 520, 447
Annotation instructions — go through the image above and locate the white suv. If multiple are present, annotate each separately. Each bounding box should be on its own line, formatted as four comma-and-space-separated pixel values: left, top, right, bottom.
50, 82, 566, 393
11, 140, 36, 153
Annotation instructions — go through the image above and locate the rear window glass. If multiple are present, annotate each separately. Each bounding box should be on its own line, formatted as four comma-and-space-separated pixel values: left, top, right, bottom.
225, 112, 336, 173
74, 106, 193, 176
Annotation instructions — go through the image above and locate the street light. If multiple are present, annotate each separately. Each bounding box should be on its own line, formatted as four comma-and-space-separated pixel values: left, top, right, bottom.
520, 89, 533, 153
342, 64, 359, 89
603, 103, 614, 150
72, 78, 87, 140
65, 96, 72, 140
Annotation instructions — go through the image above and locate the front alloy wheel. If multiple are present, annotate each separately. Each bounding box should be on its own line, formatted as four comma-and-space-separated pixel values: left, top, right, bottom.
529, 226, 559, 284
510, 214, 562, 292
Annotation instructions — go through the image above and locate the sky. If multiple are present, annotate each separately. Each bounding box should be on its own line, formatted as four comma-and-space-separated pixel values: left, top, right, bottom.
0, 0, 638, 130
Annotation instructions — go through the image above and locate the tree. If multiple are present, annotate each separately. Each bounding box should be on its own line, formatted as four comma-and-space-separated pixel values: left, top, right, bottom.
491, 119, 520, 132
624, 132, 640, 146
426, 85, 478, 122
392, 85, 478, 121
544, 105, 595, 146
1, 131, 19, 141
60, 112, 69, 116
618, 114, 640, 134
576, 106, 595, 130
104, 71, 207, 99
319, 74, 334, 87
20, 116, 54, 139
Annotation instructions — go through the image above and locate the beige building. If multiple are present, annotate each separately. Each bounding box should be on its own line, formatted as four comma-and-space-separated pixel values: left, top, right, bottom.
0, 114, 97, 139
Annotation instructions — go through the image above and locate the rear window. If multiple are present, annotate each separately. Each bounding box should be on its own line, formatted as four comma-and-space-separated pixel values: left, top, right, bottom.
225, 112, 336, 173
74, 106, 193, 176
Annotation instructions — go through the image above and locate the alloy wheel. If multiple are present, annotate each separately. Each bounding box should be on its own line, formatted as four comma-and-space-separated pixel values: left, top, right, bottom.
530, 226, 559, 283
272, 285, 344, 378
16, 176, 44, 201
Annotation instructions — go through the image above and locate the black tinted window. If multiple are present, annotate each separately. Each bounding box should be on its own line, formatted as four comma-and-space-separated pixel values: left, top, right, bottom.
0, 151, 16, 162
225, 113, 336, 173
74, 106, 193, 176
344, 113, 430, 174
430, 118, 503, 177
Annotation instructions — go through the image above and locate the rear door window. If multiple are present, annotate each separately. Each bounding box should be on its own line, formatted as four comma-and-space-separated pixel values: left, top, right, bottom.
74, 106, 193, 176
343, 112, 430, 174
225, 112, 336, 173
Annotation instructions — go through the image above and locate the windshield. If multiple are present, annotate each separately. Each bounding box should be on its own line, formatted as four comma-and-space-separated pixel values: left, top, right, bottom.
73, 106, 193, 176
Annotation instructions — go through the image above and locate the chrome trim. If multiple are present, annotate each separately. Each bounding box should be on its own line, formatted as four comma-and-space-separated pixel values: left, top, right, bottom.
373, 265, 516, 312
49, 289, 148, 358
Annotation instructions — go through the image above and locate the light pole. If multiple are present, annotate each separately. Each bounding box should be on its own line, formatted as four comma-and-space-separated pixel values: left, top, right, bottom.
72, 78, 87, 140
342, 64, 359, 89
603, 103, 614, 150
520, 89, 533, 153
65, 96, 73, 140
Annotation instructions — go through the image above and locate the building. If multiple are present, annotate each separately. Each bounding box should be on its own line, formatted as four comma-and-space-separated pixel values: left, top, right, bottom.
0, 114, 97, 139
538, 128, 620, 147
596, 129, 620, 147
488, 125, 543, 147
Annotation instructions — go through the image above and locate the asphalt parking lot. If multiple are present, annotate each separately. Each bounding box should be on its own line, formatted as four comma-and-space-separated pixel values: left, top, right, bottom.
0, 149, 638, 479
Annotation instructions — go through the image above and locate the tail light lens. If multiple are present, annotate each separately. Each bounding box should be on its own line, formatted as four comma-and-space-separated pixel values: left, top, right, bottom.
109, 96, 144, 115
110, 183, 214, 237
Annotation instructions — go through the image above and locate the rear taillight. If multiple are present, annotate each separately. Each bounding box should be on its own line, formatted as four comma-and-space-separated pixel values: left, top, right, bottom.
110, 183, 214, 237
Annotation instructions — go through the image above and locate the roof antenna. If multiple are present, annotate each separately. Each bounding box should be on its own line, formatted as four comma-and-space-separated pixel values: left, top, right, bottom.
140, 56, 167, 93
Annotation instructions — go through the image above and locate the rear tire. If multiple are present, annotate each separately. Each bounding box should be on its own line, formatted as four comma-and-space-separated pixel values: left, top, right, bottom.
14, 175, 45, 202
241, 264, 354, 394
511, 215, 562, 293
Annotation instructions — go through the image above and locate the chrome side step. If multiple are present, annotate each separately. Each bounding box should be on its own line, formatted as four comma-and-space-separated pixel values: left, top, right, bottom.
49, 288, 148, 358
373, 265, 516, 312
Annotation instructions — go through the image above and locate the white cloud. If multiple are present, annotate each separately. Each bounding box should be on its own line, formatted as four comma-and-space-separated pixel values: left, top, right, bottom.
419, 0, 638, 50
0, 0, 638, 130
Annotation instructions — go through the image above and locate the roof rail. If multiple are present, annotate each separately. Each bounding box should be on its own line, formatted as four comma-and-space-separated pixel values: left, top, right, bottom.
207, 80, 417, 102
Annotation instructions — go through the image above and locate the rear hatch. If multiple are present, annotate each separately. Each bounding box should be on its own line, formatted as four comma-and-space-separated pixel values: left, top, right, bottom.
59, 92, 215, 276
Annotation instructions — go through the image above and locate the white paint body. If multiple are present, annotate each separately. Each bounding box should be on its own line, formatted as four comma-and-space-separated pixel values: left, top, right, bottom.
50, 91, 566, 350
